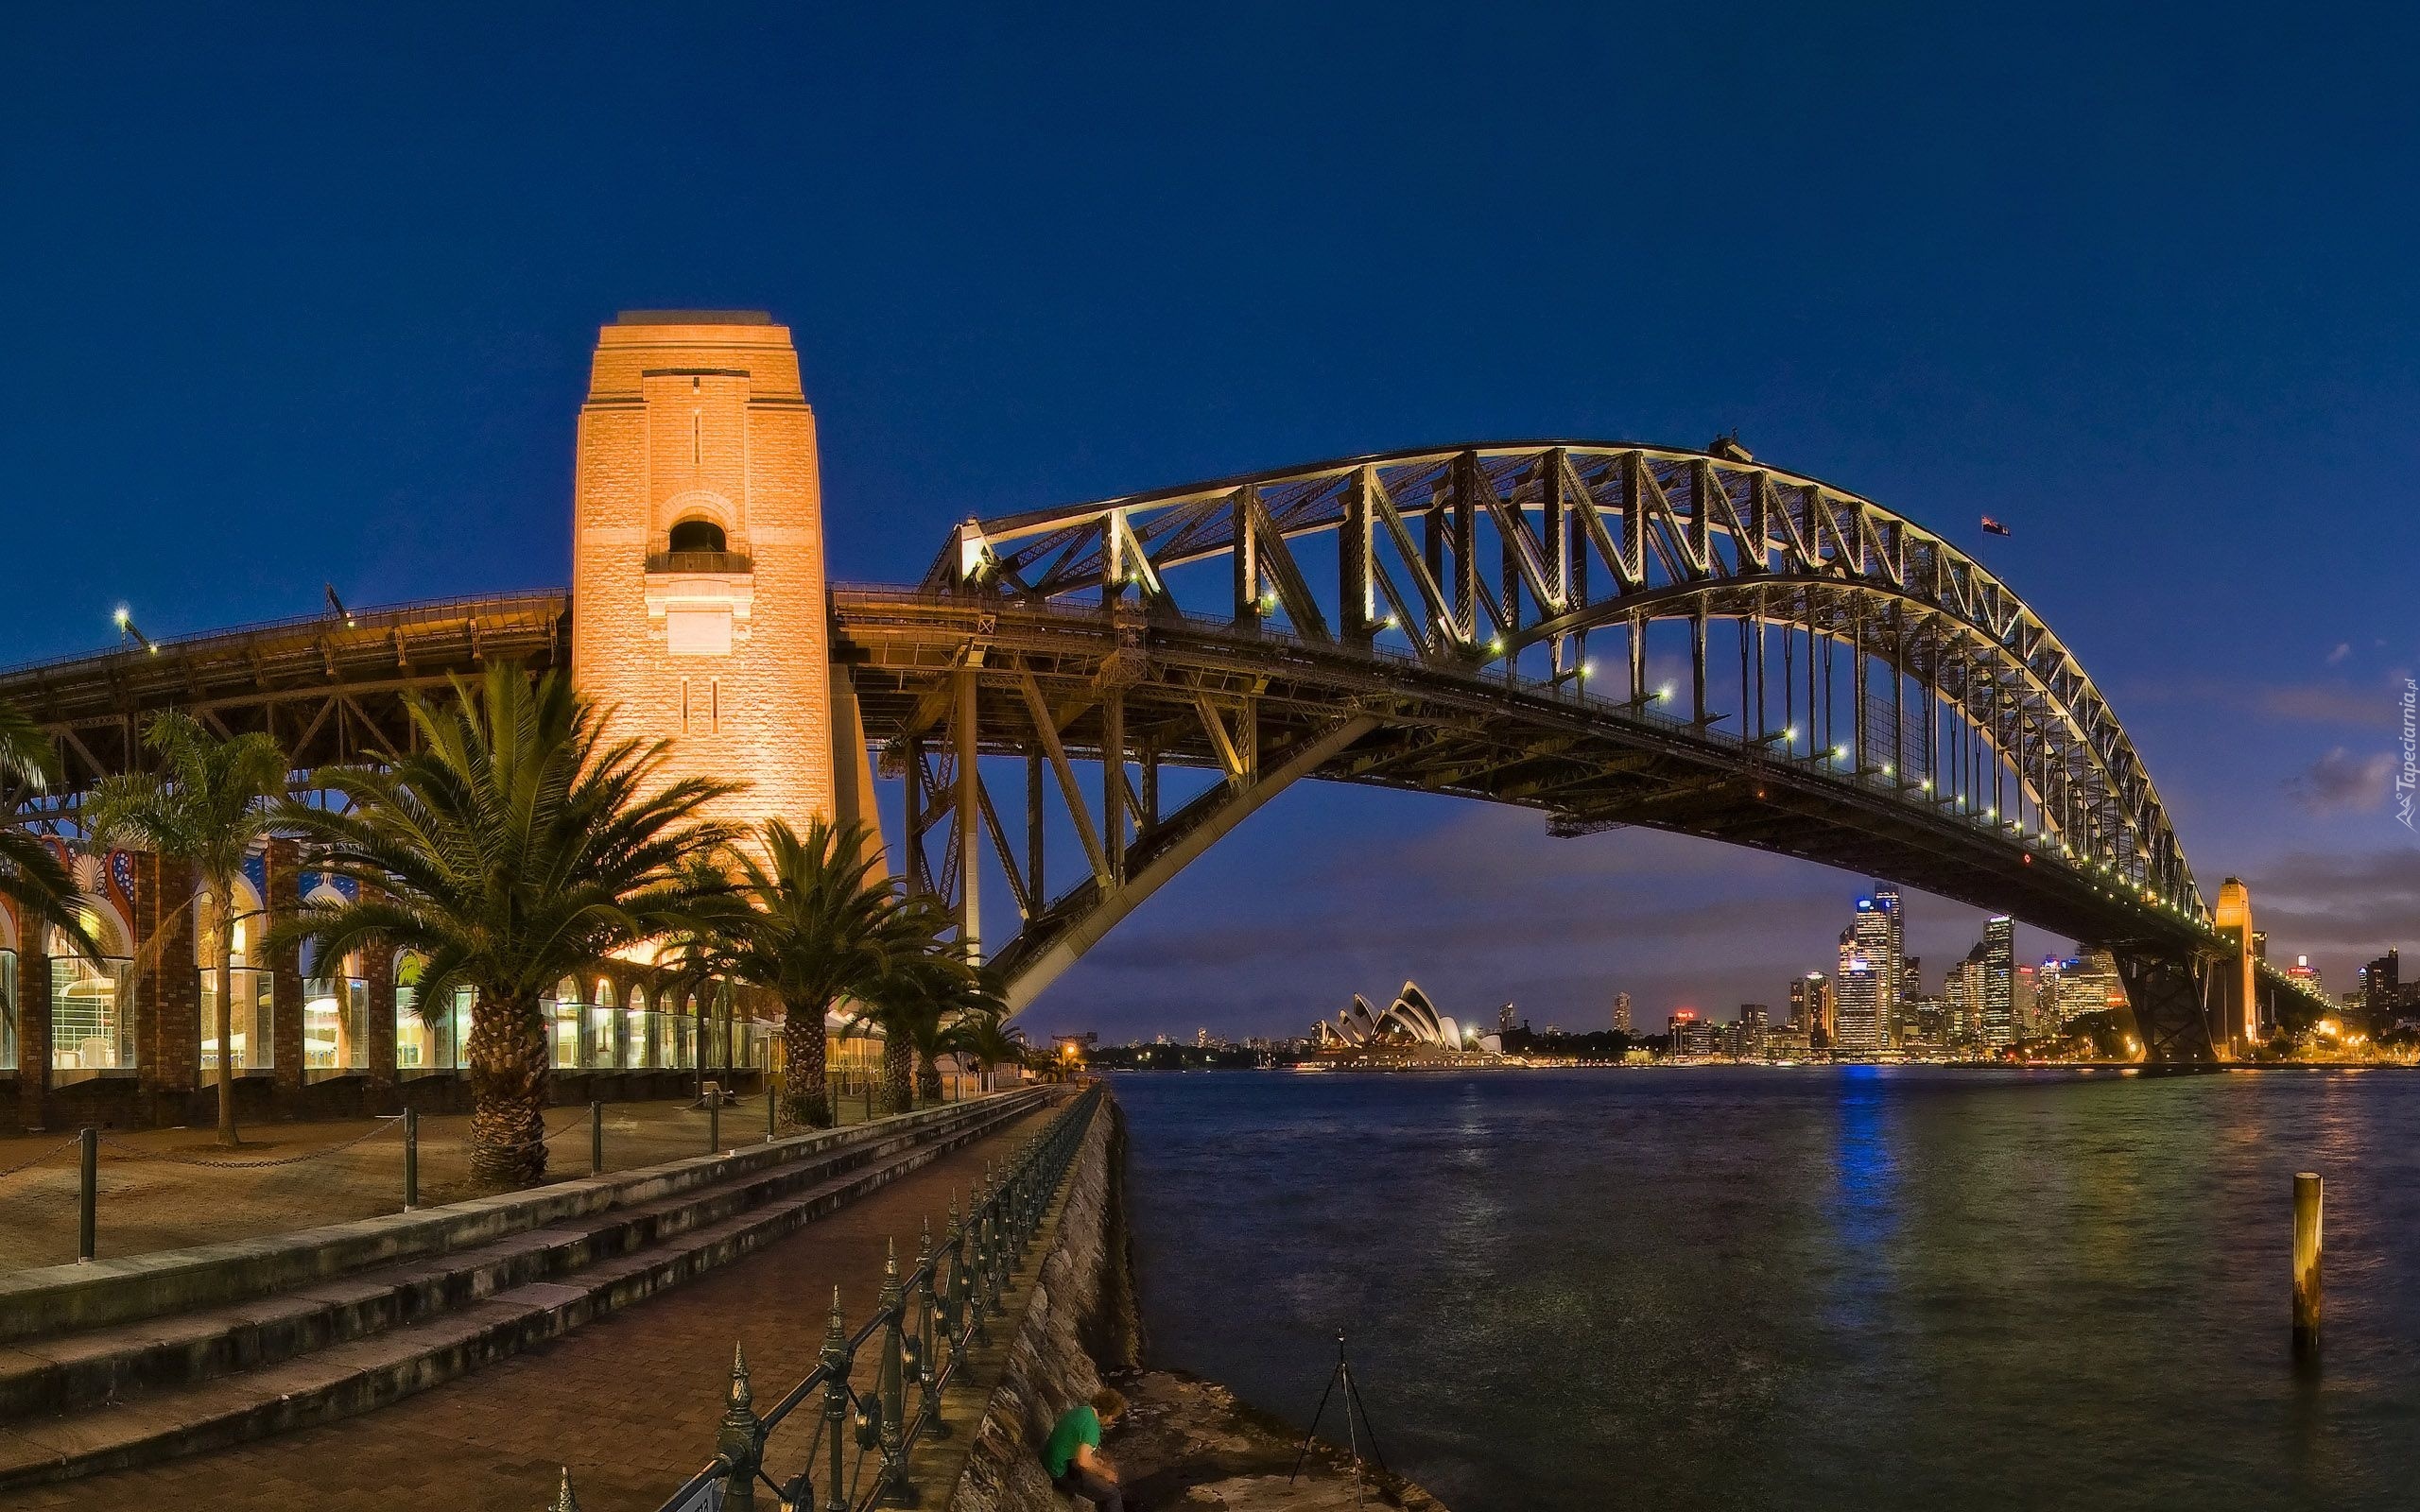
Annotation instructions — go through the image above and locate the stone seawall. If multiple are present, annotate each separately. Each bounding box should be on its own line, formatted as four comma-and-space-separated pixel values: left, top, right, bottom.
943, 1091, 1449, 1512
942, 1090, 1142, 1512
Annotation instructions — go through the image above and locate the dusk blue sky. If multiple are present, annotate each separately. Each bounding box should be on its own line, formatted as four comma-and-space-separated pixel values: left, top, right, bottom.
6, 4, 2415, 1040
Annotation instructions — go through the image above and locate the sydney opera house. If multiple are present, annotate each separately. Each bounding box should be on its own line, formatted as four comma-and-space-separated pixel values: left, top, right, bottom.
1312, 982, 1504, 1060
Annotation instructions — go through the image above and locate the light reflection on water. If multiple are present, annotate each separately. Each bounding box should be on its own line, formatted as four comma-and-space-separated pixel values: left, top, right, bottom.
1114, 1067, 2420, 1511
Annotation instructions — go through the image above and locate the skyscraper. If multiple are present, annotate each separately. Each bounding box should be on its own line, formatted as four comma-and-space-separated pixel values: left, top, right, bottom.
2360, 950, 2400, 1030
1611, 990, 1633, 1036
1980, 916, 2016, 1046
1789, 972, 1834, 1046
1834, 886, 1902, 1052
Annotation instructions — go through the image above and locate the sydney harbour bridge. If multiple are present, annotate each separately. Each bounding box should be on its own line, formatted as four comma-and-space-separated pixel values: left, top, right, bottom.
0, 323, 2324, 1067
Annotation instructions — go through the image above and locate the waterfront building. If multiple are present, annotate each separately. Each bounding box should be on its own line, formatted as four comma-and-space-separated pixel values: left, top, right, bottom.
1612, 990, 1633, 1036
1313, 982, 1477, 1055
1903, 994, 1950, 1047
2015, 964, 2044, 1040
2361, 950, 2400, 1030
1738, 1004, 1770, 1059
2063, 949, 2126, 1024
1887, 957, 1926, 1043
1788, 972, 1833, 1045
1666, 1008, 1704, 1057
1980, 916, 2016, 1046
1944, 949, 1983, 1045
1834, 886, 1901, 1052
2286, 955, 2324, 993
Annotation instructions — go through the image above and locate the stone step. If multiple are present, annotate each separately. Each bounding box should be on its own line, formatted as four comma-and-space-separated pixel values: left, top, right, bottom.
0, 1088, 1043, 1347
0, 1092, 1041, 1423
0, 1090, 1041, 1490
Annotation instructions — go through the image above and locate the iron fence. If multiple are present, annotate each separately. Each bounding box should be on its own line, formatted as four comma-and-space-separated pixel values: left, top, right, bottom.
611, 1082, 1101, 1512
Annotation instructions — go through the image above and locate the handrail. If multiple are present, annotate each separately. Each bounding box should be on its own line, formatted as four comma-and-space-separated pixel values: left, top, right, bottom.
640, 1082, 1104, 1512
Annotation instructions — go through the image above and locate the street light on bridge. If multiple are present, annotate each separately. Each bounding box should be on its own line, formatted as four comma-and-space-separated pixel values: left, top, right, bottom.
112, 606, 156, 654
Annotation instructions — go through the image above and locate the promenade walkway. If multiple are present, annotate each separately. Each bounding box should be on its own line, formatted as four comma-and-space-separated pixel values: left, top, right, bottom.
0, 1088, 972, 1273
0, 1103, 1053, 1512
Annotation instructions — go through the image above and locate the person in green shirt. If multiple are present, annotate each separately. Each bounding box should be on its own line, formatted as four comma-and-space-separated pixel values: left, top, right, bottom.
1042, 1386, 1128, 1510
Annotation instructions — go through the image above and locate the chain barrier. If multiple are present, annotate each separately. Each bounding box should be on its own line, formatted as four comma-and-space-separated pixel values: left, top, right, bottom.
0, 1131, 93, 1184
94, 1114, 406, 1170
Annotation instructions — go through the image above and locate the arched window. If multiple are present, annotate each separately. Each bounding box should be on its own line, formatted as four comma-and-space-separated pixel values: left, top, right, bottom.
667, 517, 727, 554
552, 975, 585, 1069
49, 902, 133, 1076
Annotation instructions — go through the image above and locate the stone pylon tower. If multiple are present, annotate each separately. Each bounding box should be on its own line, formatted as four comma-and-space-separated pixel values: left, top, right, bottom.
2213, 876, 2259, 1050
570, 311, 860, 845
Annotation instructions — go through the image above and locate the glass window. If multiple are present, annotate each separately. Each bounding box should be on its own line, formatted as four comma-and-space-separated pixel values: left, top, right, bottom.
394, 957, 458, 1072
549, 978, 583, 1070
53, 954, 134, 1074
0, 949, 15, 1072
199, 968, 271, 1071
304, 974, 371, 1073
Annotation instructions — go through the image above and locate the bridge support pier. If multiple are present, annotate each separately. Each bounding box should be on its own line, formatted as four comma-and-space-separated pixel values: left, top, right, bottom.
2110, 950, 2222, 1064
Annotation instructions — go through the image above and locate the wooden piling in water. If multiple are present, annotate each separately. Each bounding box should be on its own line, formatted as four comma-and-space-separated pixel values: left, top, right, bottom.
2292, 1171, 2323, 1358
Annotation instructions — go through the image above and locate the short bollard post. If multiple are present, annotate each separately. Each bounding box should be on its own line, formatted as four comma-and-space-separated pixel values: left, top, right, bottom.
820, 1288, 853, 1512
78, 1127, 97, 1263
2293, 1171, 2324, 1358
717, 1343, 763, 1512
403, 1107, 420, 1211
590, 1101, 604, 1177
874, 1239, 913, 1504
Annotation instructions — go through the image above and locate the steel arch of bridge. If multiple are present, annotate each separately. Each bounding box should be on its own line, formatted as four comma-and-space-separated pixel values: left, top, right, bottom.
932, 441, 2196, 907
872, 442, 2237, 1022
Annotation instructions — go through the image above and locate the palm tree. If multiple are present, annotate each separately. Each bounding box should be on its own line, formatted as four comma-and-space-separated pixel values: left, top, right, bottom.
700, 817, 923, 1128
85, 715, 289, 1146
0, 699, 100, 963
276, 664, 739, 1188
856, 930, 996, 1113
957, 1010, 1029, 1093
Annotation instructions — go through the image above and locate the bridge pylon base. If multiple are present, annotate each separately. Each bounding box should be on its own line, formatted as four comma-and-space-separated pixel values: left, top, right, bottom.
2110, 950, 2223, 1065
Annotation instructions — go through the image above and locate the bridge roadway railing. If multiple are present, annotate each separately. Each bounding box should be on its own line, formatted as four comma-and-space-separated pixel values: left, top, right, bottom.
627, 1082, 1102, 1512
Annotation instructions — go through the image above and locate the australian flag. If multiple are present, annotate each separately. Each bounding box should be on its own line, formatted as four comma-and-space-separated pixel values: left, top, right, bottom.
1980, 516, 2013, 537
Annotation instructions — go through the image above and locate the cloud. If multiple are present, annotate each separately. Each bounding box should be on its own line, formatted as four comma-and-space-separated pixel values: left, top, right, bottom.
2284, 747, 2393, 815
2120, 676, 2397, 731
2240, 848, 2420, 954
2326, 643, 2352, 666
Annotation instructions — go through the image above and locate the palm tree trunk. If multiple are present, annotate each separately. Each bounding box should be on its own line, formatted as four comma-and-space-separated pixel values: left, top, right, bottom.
784, 1002, 831, 1127
915, 1047, 942, 1103
467, 988, 549, 1188
212, 882, 237, 1147
880, 1033, 913, 1116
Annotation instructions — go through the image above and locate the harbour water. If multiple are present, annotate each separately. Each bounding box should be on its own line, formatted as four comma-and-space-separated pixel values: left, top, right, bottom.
1115, 1066, 2420, 1511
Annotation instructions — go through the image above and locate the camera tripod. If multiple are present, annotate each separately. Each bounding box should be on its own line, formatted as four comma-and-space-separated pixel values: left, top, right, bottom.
1290, 1332, 1390, 1507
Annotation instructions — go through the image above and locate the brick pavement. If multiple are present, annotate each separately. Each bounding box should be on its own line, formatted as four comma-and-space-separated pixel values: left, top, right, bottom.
0, 1088, 969, 1273
0, 1106, 1053, 1512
